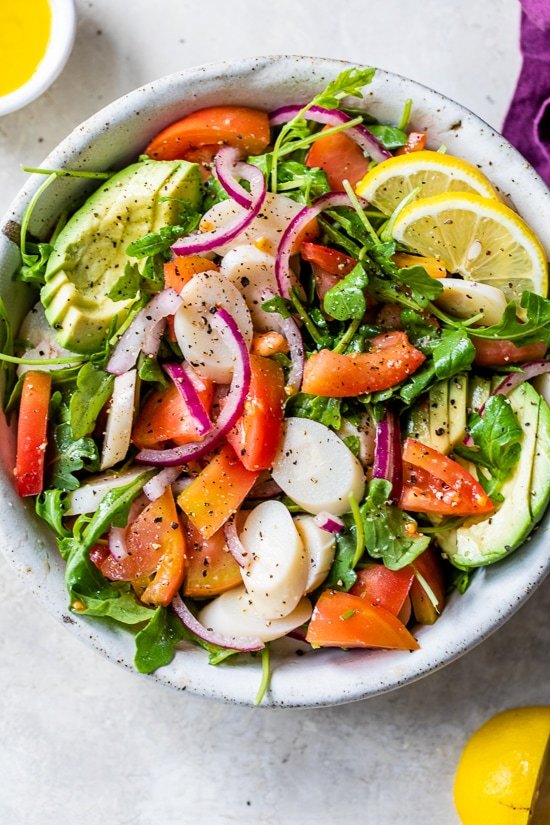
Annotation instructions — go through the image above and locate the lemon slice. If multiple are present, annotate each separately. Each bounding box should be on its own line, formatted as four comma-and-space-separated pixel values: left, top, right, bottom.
392, 192, 548, 301
356, 150, 498, 215
454, 706, 550, 824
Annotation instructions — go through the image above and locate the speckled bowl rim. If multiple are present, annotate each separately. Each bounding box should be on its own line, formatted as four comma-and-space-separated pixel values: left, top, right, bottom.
0, 55, 549, 708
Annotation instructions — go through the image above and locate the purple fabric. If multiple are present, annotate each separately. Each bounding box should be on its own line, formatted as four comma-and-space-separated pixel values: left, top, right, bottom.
503, 3, 550, 184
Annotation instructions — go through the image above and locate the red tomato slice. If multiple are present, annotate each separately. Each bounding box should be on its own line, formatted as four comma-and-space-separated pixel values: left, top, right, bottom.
146, 106, 270, 161
350, 566, 414, 616
226, 354, 286, 471
177, 444, 259, 539
302, 332, 426, 397
301, 242, 358, 301
399, 438, 494, 516
306, 590, 419, 650
396, 132, 427, 155
164, 255, 218, 293
472, 337, 547, 367
132, 370, 214, 450
409, 547, 445, 625
306, 127, 370, 191
183, 520, 242, 597
14, 370, 52, 497
98, 489, 186, 607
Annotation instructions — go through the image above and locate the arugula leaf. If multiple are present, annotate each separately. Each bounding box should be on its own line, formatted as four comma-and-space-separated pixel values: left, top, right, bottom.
342, 434, 361, 457
399, 363, 436, 405
138, 354, 168, 389
134, 606, 187, 673
431, 330, 476, 380
261, 294, 291, 319
454, 394, 523, 499
141, 253, 165, 294
367, 125, 407, 149
452, 568, 472, 595
69, 362, 114, 439
126, 205, 200, 258
392, 264, 443, 307
325, 528, 358, 590
35, 489, 70, 539
314, 66, 376, 109
323, 263, 369, 321
360, 479, 430, 569
107, 261, 142, 301
77, 590, 154, 624
287, 393, 342, 429
17, 242, 53, 286
49, 418, 99, 491
202, 176, 230, 211
268, 160, 330, 204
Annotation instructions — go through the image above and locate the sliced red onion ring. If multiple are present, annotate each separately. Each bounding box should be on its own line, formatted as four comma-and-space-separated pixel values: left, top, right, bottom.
136, 306, 251, 466
223, 516, 248, 568
373, 409, 403, 502
269, 104, 391, 163
142, 319, 166, 358
262, 287, 304, 391
275, 192, 364, 298
214, 145, 253, 209
163, 362, 212, 437
143, 466, 185, 502
107, 289, 183, 376
171, 154, 266, 255
108, 527, 128, 561
491, 360, 550, 401
313, 512, 345, 534
250, 477, 283, 499
172, 594, 263, 652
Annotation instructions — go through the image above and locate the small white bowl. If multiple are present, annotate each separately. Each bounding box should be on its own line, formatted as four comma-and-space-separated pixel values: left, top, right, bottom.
1, 56, 549, 707
0, 0, 76, 117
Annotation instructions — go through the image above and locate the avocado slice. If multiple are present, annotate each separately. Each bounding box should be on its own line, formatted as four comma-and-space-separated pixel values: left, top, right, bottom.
448, 373, 468, 447
436, 383, 550, 567
42, 159, 201, 353
406, 374, 468, 453
429, 380, 451, 454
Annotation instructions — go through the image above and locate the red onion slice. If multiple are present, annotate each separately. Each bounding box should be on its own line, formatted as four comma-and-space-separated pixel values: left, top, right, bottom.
223, 515, 248, 567
171, 154, 266, 255
373, 409, 403, 502
262, 287, 304, 391
214, 145, 253, 209
142, 466, 185, 502
269, 104, 391, 163
142, 319, 166, 358
491, 360, 550, 401
172, 594, 263, 652
107, 289, 183, 376
136, 306, 251, 466
163, 362, 212, 437
108, 527, 128, 561
275, 192, 364, 298
249, 477, 283, 499
313, 512, 345, 534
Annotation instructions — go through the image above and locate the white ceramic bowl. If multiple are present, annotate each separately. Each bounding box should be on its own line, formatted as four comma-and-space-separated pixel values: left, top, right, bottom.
1, 56, 549, 707
0, 0, 76, 117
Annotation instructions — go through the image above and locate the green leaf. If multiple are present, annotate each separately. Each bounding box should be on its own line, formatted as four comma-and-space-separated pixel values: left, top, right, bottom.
69, 362, 114, 439
287, 393, 342, 429
134, 606, 188, 673
35, 489, 70, 539
399, 363, 436, 405
314, 66, 376, 109
325, 528, 358, 590
138, 354, 168, 389
261, 294, 291, 319
78, 590, 154, 624
394, 265, 443, 307
342, 434, 360, 458
49, 419, 99, 491
107, 261, 142, 301
431, 330, 476, 380
367, 125, 407, 149
448, 291, 550, 346
323, 263, 369, 321
360, 479, 430, 570
270, 160, 330, 205
17, 242, 53, 286
141, 253, 165, 294
126, 206, 200, 258
454, 394, 523, 498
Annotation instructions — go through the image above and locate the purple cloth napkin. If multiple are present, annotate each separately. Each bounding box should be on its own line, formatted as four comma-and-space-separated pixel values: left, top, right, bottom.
503, 1, 550, 184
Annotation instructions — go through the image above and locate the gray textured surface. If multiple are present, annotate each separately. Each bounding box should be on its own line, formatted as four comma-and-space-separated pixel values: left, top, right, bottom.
1, 1, 549, 823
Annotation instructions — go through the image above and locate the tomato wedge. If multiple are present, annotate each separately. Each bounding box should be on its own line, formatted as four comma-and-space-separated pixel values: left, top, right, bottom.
396, 132, 427, 155
164, 255, 218, 293
302, 331, 426, 397
409, 547, 445, 625
177, 444, 259, 539
350, 565, 414, 616
472, 337, 547, 367
306, 590, 419, 650
251, 331, 289, 357
146, 106, 270, 161
183, 520, 242, 597
98, 489, 186, 607
132, 369, 214, 450
301, 242, 357, 301
226, 354, 286, 471
306, 127, 370, 191
399, 438, 494, 516
14, 371, 52, 497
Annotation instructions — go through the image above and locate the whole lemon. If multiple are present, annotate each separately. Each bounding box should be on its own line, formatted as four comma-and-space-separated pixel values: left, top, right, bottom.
454, 706, 550, 824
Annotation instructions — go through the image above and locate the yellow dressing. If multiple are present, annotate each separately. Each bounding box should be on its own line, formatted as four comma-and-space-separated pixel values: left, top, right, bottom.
0, 0, 51, 97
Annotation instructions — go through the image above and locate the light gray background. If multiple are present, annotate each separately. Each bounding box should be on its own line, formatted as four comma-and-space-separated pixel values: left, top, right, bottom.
1, 1, 548, 824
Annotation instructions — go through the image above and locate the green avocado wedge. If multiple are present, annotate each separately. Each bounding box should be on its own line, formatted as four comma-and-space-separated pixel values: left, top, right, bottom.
41, 159, 201, 353
436, 382, 550, 568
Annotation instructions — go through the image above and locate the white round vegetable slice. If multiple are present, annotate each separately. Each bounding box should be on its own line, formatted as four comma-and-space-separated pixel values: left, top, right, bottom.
198, 585, 312, 643
65, 467, 148, 515
433, 278, 507, 325
337, 412, 376, 468
174, 270, 253, 382
19, 302, 57, 346
534, 373, 550, 406
240, 500, 308, 619
272, 417, 366, 516
294, 515, 336, 593
200, 192, 306, 257
220, 245, 279, 331
100, 369, 137, 470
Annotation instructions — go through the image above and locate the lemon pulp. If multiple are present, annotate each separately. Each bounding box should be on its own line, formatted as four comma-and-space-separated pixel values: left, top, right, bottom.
0, 0, 51, 97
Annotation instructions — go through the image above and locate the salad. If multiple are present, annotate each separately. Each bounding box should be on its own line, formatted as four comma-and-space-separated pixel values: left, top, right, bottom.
5, 66, 550, 703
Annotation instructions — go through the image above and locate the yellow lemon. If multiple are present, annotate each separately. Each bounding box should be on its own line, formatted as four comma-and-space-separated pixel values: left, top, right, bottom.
454, 706, 550, 824
392, 192, 548, 302
356, 150, 497, 215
